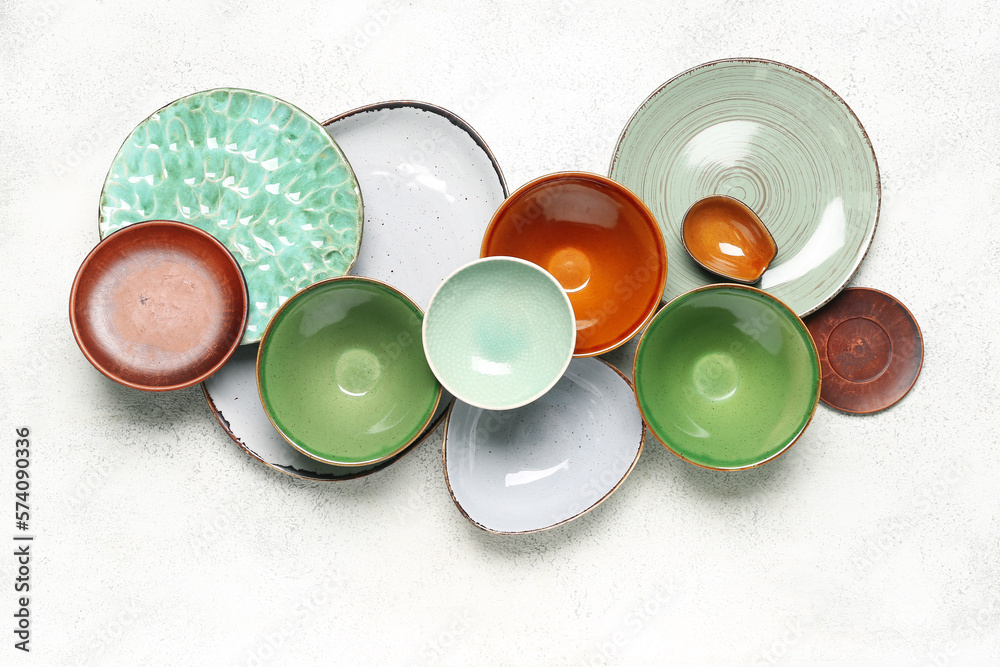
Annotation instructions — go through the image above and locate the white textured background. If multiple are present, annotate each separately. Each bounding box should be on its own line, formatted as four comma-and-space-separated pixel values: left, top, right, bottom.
1, 1, 998, 665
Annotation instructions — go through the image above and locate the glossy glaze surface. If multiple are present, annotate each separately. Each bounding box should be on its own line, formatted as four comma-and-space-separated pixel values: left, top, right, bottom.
423, 257, 575, 410
445, 358, 643, 534
70, 220, 247, 391
203, 343, 450, 481
634, 285, 820, 469
99, 88, 363, 343
682, 195, 776, 283
610, 59, 880, 316
481, 172, 666, 356
257, 278, 440, 466
323, 101, 507, 309
805, 287, 922, 414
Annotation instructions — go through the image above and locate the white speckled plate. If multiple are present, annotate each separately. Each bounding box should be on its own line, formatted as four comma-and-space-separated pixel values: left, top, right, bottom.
443, 358, 644, 534
322, 100, 508, 309
203, 343, 448, 481
99, 88, 364, 343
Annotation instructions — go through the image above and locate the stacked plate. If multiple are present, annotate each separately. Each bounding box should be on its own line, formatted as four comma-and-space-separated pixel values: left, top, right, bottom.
70, 60, 922, 535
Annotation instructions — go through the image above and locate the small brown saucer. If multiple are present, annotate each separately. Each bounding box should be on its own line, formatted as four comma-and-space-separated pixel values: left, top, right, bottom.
804, 287, 922, 414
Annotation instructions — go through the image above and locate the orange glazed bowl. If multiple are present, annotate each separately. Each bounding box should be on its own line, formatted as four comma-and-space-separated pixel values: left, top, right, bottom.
481, 172, 667, 356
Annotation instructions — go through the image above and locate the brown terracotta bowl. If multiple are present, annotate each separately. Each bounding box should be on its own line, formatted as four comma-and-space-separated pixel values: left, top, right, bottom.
69, 220, 248, 391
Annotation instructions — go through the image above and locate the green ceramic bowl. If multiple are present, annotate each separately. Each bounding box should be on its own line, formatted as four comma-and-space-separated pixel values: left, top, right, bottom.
257, 277, 441, 466
634, 285, 820, 470
422, 257, 576, 410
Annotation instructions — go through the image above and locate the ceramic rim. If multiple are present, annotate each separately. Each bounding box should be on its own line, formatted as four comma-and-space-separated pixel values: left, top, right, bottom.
202, 380, 448, 482
441, 358, 645, 535
422, 256, 576, 411
632, 283, 822, 471
806, 287, 923, 414
480, 170, 668, 357
69, 219, 249, 392
322, 99, 509, 197
256, 276, 442, 467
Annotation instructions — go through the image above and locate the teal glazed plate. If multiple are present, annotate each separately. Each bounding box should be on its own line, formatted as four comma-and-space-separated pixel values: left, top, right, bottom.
634, 285, 821, 470
423, 257, 576, 411
610, 59, 880, 316
99, 88, 363, 343
257, 277, 441, 466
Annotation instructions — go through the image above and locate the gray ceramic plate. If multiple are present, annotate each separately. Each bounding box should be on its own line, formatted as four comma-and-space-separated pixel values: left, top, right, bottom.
444, 358, 644, 534
609, 59, 880, 316
203, 343, 448, 481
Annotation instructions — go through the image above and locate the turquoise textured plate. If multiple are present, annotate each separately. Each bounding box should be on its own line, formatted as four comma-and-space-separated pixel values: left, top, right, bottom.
98, 88, 363, 343
610, 59, 880, 316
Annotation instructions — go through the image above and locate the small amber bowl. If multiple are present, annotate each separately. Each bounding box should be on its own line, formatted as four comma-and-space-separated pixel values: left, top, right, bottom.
481, 172, 667, 357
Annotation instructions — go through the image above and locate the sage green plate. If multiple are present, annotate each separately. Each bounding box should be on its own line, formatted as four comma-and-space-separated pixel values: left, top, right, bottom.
634, 285, 820, 470
610, 59, 880, 316
257, 277, 441, 466
99, 88, 363, 344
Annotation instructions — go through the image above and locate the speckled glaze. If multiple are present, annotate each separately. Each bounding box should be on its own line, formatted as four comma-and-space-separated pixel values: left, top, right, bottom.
805, 287, 923, 414
422, 257, 575, 411
70, 220, 247, 392
610, 59, 880, 316
323, 101, 508, 309
99, 88, 363, 344
257, 277, 440, 466
634, 284, 820, 470
480, 172, 667, 357
203, 342, 450, 481
444, 358, 644, 534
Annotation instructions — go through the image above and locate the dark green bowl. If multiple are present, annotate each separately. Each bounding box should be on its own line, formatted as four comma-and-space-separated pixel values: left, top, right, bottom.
257, 277, 441, 466
633, 285, 820, 470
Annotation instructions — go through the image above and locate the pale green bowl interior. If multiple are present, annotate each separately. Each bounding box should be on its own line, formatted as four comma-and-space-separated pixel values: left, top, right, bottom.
423, 258, 575, 410
635, 286, 820, 469
258, 279, 440, 465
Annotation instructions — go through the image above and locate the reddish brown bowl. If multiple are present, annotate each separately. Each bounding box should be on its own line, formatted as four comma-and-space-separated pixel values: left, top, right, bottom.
70, 220, 248, 391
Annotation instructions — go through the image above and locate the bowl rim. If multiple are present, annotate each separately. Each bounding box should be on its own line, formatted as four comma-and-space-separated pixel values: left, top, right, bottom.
441, 357, 645, 535
202, 356, 453, 482
68, 219, 249, 392
480, 170, 668, 357
632, 283, 822, 471
607, 57, 881, 317
256, 275, 442, 467
680, 194, 778, 285
422, 255, 576, 411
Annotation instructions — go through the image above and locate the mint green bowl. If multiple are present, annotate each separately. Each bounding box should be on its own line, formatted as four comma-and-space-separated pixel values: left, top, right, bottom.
257, 277, 441, 466
634, 285, 821, 470
422, 257, 576, 410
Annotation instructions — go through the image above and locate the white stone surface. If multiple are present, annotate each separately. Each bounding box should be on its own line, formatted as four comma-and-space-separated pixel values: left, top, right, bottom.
1, 0, 998, 665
